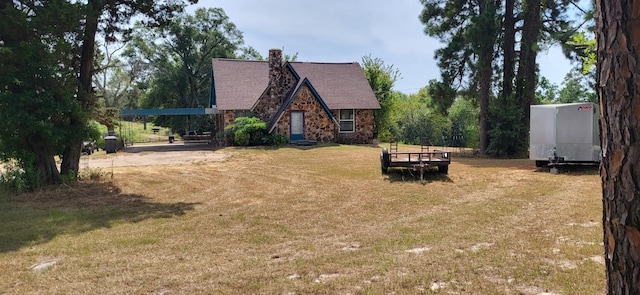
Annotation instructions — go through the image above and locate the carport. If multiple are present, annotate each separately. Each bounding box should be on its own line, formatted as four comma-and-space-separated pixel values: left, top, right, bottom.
118, 107, 221, 146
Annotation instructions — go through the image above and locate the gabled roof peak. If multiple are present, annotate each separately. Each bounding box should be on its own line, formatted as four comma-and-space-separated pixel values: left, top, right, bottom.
211, 58, 380, 110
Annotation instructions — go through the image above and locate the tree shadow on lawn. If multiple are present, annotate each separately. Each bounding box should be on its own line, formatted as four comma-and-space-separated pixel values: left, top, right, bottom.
538, 164, 600, 176
455, 157, 535, 169
383, 168, 453, 184
455, 157, 599, 175
0, 182, 199, 253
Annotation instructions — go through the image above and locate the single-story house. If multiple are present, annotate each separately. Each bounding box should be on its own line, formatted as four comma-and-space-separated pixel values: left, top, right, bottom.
210, 49, 380, 144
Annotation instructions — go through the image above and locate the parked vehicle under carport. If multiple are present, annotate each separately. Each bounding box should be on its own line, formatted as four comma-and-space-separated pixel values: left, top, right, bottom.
82, 141, 97, 155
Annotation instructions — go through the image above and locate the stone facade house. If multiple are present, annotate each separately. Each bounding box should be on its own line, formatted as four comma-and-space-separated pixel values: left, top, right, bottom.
210, 49, 380, 144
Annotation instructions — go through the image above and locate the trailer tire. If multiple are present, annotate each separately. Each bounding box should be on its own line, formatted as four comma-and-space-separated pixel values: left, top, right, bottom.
438, 165, 449, 174
535, 160, 547, 168
380, 148, 390, 174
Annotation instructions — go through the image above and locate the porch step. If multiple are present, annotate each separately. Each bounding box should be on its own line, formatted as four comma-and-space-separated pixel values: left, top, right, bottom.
291, 139, 317, 146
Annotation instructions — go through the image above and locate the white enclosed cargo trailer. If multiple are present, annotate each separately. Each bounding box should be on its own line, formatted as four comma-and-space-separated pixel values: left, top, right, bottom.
529, 103, 601, 167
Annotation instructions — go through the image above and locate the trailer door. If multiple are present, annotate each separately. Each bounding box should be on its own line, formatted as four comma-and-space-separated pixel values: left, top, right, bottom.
556, 103, 594, 161
530, 106, 557, 160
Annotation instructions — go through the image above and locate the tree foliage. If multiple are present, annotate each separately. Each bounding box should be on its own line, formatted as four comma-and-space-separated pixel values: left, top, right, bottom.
556, 69, 597, 103
426, 79, 456, 116
0, 0, 88, 187
394, 90, 449, 146
383, 87, 479, 149
448, 98, 480, 148
126, 7, 250, 134
361, 55, 400, 142
420, 0, 500, 154
535, 70, 596, 104
0, 0, 195, 189
420, 0, 588, 157
93, 43, 146, 130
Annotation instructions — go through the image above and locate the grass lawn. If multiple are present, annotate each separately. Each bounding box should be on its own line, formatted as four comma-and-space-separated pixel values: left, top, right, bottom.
0, 144, 604, 294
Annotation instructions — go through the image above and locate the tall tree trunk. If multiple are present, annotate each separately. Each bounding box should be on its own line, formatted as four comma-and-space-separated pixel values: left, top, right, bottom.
478, 63, 490, 155
596, 0, 640, 293
501, 0, 516, 104
514, 0, 541, 152
477, 0, 498, 155
60, 0, 101, 177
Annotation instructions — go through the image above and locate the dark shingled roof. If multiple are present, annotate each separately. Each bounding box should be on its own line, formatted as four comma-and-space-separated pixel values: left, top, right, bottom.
211, 59, 269, 110
211, 59, 380, 110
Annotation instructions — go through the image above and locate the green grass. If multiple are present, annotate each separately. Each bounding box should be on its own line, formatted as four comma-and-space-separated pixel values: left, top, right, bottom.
0, 145, 604, 294
96, 120, 172, 144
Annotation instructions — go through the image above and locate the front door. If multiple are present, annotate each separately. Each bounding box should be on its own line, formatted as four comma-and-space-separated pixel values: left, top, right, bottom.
290, 111, 305, 141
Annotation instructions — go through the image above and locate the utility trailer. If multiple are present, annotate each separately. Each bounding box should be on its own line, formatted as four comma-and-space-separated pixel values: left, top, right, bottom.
380, 141, 450, 182
529, 102, 601, 168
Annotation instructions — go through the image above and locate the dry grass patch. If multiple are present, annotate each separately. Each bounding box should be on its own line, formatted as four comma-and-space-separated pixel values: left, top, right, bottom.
0, 145, 604, 294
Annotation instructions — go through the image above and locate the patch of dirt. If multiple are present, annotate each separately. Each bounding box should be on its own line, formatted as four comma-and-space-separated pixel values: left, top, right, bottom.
470, 242, 495, 252
0, 143, 229, 173
544, 258, 577, 270
518, 285, 559, 295
587, 255, 605, 265
78, 143, 230, 168
405, 246, 432, 254
314, 273, 340, 283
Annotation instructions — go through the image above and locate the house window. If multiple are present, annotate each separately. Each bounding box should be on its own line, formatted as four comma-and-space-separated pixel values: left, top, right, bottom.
339, 109, 355, 133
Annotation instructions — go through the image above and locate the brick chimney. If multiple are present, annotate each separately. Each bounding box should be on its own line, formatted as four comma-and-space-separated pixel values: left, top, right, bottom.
268, 49, 283, 104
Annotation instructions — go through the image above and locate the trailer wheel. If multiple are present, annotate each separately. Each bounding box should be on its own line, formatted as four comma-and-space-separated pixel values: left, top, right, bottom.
535, 160, 547, 168
380, 148, 390, 174
438, 165, 449, 174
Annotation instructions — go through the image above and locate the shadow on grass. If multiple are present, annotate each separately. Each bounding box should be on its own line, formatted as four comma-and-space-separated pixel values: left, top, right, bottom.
538, 164, 600, 176
383, 168, 453, 184
0, 181, 199, 253
452, 157, 600, 176
455, 157, 540, 170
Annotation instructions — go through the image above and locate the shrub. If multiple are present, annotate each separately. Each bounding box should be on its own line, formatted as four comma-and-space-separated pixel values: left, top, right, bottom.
78, 167, 110, 181
399, 111, 450, 146
234, 130, 250, 146
0, 160, 40, 193
263, 134, 289, 146
224, 117, 268, 146
486, 104, 527, 157
448, 98, 480, 148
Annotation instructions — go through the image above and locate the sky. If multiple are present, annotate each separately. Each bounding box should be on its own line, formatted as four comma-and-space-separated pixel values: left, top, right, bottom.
194, 0, 583, 94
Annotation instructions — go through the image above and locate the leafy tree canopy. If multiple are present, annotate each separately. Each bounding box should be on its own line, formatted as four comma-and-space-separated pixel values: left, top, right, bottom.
125, 7, 253, 133
361, 55, 400, 142
0, 0, 196, 189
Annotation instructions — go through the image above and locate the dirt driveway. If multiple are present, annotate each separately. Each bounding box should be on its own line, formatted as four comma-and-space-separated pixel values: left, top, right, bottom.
0, 142, 227, 173
79, 142, 229, 168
